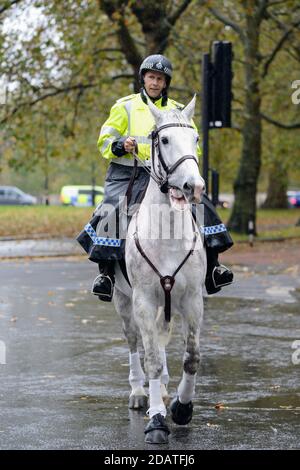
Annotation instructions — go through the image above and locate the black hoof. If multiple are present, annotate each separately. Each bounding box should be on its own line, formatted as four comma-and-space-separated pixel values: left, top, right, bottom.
144, 413, 170, 444
170, 397, 193, 425
129, 395, 148, 410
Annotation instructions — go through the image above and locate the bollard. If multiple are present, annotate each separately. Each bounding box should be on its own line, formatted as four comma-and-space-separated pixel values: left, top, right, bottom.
0, 340, 6, 365
248, 219, 254, 247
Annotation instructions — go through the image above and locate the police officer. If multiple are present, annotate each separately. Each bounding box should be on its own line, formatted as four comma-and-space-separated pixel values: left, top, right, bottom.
77, 54, 233, 301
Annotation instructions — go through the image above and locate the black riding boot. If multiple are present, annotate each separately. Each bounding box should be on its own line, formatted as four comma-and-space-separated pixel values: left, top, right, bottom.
91, 260, 115, 302
205, 249, 233, 295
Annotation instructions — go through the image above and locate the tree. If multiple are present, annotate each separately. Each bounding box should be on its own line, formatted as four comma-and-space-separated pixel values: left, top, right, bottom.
99, 0, 195, 91
208, 0, 300, 232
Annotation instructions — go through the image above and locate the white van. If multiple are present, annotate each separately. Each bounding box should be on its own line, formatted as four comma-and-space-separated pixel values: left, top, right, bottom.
60, 185, 104, 207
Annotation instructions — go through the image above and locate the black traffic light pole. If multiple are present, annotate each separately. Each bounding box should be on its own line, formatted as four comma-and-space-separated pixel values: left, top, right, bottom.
202, 53, 211, 195
201, 41, 232, 204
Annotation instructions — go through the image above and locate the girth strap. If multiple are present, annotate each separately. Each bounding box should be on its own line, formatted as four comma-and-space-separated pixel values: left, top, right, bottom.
133, 217, 198, 322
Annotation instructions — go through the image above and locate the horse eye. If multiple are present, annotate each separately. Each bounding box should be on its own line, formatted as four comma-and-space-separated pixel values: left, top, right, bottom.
196, 136, 199, 143
161, 136, 169, 145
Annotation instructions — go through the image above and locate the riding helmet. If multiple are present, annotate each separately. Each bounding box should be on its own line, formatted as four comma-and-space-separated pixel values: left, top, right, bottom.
139, 54, 173, 88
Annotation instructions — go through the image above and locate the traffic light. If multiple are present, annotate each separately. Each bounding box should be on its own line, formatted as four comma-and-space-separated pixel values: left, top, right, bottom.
211, 41, 233, 128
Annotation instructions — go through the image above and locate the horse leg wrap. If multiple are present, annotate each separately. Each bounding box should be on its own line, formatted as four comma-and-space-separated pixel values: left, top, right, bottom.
129, 351, 145, 388
159, 348, 169, 385
147, 379, 166, 418
178, 371, 196, 404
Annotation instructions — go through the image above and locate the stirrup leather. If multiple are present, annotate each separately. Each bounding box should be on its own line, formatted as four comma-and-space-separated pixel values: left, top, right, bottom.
91, 273, 114, 299
212, 264, 233, 289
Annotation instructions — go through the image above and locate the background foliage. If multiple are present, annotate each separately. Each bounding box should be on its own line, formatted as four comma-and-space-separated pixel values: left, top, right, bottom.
0, 0, 299, 232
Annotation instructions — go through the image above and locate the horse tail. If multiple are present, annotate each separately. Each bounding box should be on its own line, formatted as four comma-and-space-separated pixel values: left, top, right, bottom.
156, 306, 173, 347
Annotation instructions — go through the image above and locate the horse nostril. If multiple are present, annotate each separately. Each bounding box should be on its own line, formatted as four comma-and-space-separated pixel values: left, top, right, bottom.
183, 182, 193, 192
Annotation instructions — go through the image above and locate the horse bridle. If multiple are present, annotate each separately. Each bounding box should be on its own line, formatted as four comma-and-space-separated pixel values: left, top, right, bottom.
151, 123, 199, 193
133, 122, 200, 323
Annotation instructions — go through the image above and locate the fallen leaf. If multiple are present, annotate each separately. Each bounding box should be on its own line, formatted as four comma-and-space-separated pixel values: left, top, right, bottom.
215, 402, 226, 409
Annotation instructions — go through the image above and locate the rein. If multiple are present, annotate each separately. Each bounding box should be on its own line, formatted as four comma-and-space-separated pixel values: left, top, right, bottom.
133, 121, 199, 322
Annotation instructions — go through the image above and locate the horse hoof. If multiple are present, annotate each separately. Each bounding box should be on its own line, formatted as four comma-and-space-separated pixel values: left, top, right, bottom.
144, 413, 170, 444
145, 429, 169, 444
170, 397, 193, 425
129, 395, 148, 409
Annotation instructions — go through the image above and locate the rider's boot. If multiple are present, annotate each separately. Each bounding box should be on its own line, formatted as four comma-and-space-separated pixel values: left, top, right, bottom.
205, 248, 233, 295
91, 260, 115, 302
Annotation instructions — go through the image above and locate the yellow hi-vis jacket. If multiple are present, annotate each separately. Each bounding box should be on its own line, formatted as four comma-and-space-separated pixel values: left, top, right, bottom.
97, 93, 201, 165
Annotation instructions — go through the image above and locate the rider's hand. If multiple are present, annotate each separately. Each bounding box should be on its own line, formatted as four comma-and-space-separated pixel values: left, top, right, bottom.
124, 137, 137, 153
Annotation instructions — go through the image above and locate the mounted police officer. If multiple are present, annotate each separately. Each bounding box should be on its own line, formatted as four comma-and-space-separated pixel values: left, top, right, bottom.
77, 54, 233, 301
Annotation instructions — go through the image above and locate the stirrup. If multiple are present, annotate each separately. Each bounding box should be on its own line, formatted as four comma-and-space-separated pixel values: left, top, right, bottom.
212, 264, 233, 289
91, 273, 114, 301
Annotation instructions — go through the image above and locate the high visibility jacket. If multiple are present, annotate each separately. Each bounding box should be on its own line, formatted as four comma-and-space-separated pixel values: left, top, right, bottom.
97, 93, 201, 165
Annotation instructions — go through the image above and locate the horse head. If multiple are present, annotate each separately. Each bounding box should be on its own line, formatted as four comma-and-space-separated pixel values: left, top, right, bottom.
147, 95, 205, 209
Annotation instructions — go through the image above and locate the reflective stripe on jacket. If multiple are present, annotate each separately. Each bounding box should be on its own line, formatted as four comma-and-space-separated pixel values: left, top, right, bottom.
97, 93, 201, 165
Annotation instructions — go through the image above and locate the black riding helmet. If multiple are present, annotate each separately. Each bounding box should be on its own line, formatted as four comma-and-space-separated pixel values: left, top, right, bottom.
139, 54, 173, 88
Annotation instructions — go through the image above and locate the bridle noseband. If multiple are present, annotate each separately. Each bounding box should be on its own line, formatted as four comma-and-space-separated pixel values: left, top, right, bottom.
151, 123, 199, 193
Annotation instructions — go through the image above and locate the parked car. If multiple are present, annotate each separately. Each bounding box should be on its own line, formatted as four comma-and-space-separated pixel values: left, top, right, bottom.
287, 190, 300, 208
60, 185, 104, 207
0, 186, 37, 205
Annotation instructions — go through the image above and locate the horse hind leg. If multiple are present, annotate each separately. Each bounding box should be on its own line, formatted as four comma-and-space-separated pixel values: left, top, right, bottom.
114, 288, 147, 409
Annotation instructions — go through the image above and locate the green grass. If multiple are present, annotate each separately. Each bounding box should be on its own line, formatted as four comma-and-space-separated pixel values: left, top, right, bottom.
0, 205, 92, 239
0, 205, 299, 241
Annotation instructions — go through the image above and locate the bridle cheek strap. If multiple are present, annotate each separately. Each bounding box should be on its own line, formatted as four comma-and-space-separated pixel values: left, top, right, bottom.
151, 125, 198, 193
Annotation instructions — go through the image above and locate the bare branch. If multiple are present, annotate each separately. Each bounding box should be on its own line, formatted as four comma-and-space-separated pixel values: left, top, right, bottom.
261, 112, 300, 129
267, 0, 292, 7
0, 0, 23, 16
168, 0, 193, 25
0, 83, 97, 125
208, 6, 244, 40
262, 14, 300, 76
262, 27, 295, 77
256, 0, 269, 22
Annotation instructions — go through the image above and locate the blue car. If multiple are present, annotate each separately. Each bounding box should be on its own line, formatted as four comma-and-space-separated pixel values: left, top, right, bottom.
287, 191, 300, 208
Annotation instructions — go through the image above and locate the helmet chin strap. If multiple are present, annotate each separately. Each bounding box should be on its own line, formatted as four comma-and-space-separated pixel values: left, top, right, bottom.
140, 87, 168, 106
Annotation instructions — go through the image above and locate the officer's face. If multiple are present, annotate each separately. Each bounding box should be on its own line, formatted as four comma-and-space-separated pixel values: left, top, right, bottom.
144, 71, 167, 99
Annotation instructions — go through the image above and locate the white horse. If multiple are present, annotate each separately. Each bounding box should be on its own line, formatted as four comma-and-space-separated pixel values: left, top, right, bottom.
114, 95, 206, 444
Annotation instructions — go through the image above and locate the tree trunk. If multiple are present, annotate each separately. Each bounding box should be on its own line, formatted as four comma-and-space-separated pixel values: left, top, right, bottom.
262, 162, 288, 209
99, 0, 192, 92
228, 7, 262, 234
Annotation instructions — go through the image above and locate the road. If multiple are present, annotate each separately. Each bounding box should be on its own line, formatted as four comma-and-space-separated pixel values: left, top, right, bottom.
0, 255, 299, 450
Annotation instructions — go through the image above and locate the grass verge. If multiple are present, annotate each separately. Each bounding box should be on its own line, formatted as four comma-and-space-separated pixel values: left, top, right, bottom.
0, 205, 299, 242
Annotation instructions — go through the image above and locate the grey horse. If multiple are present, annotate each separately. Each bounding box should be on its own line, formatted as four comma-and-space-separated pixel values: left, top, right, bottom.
114, 95, 206, 444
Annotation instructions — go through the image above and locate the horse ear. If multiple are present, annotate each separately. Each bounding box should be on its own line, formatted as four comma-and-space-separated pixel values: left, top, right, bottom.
182, 94, 197, 122
147, 96, 163, 123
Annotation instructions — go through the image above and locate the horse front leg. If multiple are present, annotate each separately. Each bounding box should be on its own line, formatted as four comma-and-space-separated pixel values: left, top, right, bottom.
133, 296, 170, 444
114, 288, 147, 409
170, 301, 202, 426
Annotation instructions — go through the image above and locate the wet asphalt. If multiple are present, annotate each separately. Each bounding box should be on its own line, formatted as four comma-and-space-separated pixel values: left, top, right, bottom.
0, 245, 299, 450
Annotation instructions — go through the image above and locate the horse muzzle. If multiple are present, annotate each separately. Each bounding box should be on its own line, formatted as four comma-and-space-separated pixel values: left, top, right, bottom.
182, 177, 205, 204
